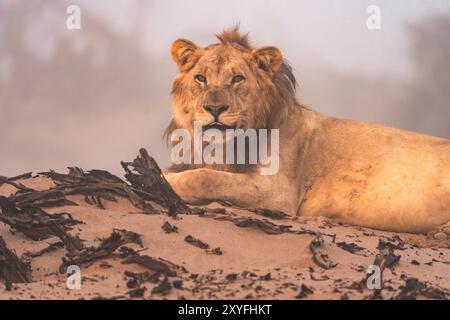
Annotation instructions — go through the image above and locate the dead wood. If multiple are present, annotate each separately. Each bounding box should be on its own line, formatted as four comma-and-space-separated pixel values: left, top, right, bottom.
11, 189, 78, 208
230, 217, 292, 234
250, 208, 290, 220
395, 277, 448, 300
162, 221, 178, 233
47, 221, 85, 254
121, 148, 191, 216
151, 276, 172, 295
336, 241, 366, 254
23, 241, 64, 258
369, 238, 401, 276
359, 238, 403, 294
296, 284, 314, 299
0, 196, 81, 241
127, 286, 147, 297
38, 168, 157, 214
309, 233, 338, 270
125, 270, 159, 287
59, 229, 143, 273
0, 173, 34, 192
122, 253, 185, 277
184, 235, 210, 250
0, 236, 32, 285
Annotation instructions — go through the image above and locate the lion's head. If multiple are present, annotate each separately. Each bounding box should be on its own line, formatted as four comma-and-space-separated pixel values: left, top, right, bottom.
166, 26, 297, 139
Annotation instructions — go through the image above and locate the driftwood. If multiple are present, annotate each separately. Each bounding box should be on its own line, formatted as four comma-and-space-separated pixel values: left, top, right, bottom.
231, 217, 292, 234
122, 253, 186, 277
336, 241, 366, 254
127, 286, 147, 297
296, 284, 314, 299
59, 229, 143, 273
2, 172, 33, 182
11, 189, 78, 208
162, 221, 178, 233
0, 236, 32, 286
0, 196, 81, 241
184, 235, 210, 250
354, 237, 404, 298
23, 241, 64, 258
309, 234, 338, 270
395, 277, 448, 300
121, 148, 191, 216
47, 221, 85, 254
205, 207, 328, 237
183, 235, 224, 256
366, 238, 402, 280
250, 208, 290, 220
38, 167, 158, 214
0, 148, 191, 275
125, 270, 159, 287
151, 276, 172, 295
0, 173, 34, 192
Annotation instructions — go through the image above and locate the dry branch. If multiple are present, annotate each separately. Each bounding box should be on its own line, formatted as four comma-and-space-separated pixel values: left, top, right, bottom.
0, 236, 32, 286
309, 233, 338, 270
0, 196, 81, 241
122, 253, 186, 277
59, 229, 143, 273
38, 168, 157, 214
0, 173, 34, 192
121, 148, 191, 216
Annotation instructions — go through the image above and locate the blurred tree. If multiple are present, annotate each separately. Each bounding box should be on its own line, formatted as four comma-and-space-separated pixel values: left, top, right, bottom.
0, 0, 159, 118
406, 14, 450, 138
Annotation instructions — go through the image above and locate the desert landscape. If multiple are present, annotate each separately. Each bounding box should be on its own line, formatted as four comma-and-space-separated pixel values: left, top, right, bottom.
0, 149, 448, 300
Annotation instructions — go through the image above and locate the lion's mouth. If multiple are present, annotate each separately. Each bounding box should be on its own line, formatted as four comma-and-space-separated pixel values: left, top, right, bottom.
202, 121, 235, 131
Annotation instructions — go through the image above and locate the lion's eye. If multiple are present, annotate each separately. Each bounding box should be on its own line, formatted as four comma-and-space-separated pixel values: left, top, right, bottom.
195, 75, 207, 84
232, 75, 245, 84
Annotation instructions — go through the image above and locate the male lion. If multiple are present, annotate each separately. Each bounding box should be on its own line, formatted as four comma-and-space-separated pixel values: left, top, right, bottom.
164, 27, 450, 237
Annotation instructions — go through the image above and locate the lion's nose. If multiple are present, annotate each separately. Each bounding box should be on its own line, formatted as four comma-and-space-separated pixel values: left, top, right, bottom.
204, 105, 229, 119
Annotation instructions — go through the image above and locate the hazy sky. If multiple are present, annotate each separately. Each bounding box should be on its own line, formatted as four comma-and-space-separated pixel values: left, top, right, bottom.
1, 0, 449, 176
84, 0, 450, 77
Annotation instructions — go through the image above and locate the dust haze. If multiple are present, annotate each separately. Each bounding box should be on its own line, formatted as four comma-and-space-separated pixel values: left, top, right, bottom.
0, 0, 449, 176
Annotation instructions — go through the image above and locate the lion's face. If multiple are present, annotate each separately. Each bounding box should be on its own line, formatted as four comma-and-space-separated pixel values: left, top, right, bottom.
173, 45, 262, 131
170, 29, 293, 134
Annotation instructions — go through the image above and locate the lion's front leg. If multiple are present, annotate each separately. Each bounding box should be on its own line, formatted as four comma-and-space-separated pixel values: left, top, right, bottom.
164, 168, 274, 209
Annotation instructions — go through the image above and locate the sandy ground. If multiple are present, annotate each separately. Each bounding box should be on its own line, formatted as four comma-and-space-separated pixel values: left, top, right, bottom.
0, 175, 449, 300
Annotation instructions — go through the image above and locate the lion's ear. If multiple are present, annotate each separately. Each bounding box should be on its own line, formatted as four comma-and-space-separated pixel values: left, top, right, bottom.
171, 39, 202, 72
251, 46, 283, 73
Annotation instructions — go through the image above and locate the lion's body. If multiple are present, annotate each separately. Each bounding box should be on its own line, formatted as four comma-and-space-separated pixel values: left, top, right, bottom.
281, 106, 450, 233
165, 27, 450, 234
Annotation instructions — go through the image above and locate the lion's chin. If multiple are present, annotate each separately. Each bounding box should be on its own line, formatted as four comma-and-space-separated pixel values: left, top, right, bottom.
202, 121, 236, 131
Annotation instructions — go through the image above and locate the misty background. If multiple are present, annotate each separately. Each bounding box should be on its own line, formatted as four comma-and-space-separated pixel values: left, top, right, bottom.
0, 0, 449, 176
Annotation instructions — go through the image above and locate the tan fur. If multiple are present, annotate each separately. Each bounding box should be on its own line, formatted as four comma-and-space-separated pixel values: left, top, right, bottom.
165, 27, 450, 234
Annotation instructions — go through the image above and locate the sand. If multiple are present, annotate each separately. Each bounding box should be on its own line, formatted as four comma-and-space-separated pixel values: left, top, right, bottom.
0, 172, 449, 300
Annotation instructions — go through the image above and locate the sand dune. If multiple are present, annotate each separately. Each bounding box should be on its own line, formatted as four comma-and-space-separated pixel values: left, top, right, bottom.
0, 150, 448, 300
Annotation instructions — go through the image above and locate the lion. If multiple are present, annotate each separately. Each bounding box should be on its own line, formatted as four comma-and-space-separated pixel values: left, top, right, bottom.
164, 26, 450, 238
